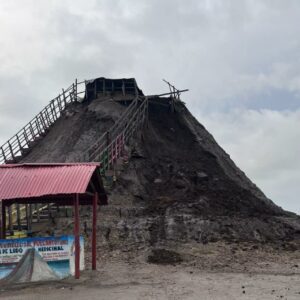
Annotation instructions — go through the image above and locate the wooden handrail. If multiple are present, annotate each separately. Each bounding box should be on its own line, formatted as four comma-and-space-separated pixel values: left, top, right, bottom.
85, 95, 148, 171
0, 79, 86, 164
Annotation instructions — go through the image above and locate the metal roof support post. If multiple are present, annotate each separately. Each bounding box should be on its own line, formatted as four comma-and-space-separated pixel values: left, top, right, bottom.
92, 192, 98, 270
74, 194, 80, 279
1, 202, 6, 239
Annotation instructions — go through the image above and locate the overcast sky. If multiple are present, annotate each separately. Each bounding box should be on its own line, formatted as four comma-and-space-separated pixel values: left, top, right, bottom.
0, 0, 299, 213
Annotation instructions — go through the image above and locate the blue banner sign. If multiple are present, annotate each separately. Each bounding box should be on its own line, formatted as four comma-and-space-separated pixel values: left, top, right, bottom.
0, 235, 84, 283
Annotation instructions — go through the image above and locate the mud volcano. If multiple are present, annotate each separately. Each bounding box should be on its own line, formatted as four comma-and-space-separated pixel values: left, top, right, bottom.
18, 78, 300, 253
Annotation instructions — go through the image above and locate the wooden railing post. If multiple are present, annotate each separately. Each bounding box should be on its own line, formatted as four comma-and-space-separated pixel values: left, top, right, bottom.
50, 101, 57, 121
16, 135, 22, 151
35, 119, 42, 136
57, 96, 63, 112
44, 108, 51, 126
62, 89, 67, 107
29, 122, 35, 139
23, 129, 29, 147
1, 147, 6, 163
75, 79, 78, 101
8, 141, 15, 161
40, 115, 47, 131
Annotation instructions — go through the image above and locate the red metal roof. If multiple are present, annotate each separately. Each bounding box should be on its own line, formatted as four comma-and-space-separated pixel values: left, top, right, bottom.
0, 163, 102, 200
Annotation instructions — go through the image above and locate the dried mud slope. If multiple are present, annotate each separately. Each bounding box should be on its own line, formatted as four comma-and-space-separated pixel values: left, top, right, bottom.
21, 97, 300, 248
22, 98, 126, 163
95, 101, 300, 249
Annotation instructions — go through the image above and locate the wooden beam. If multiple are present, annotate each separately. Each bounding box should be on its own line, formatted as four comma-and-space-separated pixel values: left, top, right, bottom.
146, 89, 189, 98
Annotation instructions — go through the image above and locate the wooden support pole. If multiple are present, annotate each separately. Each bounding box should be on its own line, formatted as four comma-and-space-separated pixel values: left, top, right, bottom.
2, 202, 6, 239
48, 203, 51, 218
72, 84, 75, 102
8, 205, 13, 235
17, 204, 21, 231
92, 193, 98, 270
26, 204, 29, 233
37, 204, 40, 222
29, 204, 32, 234
74, 194, 80, 279
84, 80, 88, 99
122, 80, 125, 96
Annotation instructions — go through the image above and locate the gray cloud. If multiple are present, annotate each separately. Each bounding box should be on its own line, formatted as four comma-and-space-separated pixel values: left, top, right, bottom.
0, 0, 299, 213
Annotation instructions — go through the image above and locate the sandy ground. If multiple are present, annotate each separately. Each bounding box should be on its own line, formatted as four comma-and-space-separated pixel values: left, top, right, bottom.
1, 243, 300, 300
0, 263, 300, 300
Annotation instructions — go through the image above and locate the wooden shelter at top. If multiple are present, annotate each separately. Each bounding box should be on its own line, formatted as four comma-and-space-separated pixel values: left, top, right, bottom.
85, 77, 144, 102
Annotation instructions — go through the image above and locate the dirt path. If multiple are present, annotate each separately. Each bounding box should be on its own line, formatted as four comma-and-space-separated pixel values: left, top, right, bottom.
1, 261, 300, 300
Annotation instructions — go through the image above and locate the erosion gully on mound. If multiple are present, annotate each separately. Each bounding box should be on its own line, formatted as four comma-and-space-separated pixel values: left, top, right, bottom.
20, 95, 300, 262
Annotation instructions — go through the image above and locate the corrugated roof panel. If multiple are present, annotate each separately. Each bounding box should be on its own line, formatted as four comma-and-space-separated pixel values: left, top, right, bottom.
0, 163, 101, 200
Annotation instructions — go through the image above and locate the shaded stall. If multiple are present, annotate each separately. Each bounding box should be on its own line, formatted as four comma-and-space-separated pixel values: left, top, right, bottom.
0, 163, 107, 279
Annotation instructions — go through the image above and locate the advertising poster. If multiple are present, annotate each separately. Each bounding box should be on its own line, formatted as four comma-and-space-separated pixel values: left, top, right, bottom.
0, 235, 84, 283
